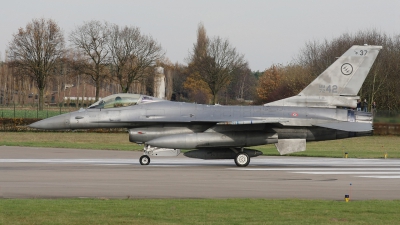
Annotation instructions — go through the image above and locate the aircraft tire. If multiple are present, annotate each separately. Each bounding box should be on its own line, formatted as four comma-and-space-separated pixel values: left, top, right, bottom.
139, 155, 150, 165
234, 152, 250, 167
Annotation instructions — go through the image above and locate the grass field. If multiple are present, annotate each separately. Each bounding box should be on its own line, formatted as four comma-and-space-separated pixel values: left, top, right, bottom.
1, 131, 142, 151
1, 199, 400, 225
257, 135, 400, 158
1, 132, 399, 158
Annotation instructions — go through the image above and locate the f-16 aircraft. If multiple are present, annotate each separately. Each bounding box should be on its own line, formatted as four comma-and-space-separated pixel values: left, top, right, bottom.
30, 45, 382, 167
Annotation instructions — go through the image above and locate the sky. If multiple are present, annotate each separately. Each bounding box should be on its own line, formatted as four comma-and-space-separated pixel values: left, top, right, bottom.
1, 0, 399, 71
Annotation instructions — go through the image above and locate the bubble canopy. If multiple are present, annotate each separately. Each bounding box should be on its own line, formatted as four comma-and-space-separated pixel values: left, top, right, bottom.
88, 93, 163, 109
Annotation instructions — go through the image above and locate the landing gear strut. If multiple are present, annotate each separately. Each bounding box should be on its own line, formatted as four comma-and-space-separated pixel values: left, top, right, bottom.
139, 145, 181, 165
234, 152, 250, 167
139, 155, 150, 165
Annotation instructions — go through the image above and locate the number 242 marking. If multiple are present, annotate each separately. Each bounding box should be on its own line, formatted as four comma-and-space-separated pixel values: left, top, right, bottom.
325, 85, 337, 93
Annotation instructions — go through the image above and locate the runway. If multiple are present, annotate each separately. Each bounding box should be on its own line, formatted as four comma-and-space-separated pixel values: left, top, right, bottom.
1, 146, 400, 200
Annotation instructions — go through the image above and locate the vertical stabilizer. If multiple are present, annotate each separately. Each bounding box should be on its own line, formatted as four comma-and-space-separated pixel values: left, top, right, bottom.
265, 45, 382, 108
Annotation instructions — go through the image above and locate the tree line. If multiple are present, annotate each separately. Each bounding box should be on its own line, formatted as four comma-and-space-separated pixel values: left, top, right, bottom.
1, 19, 399, 112
1, 19, 254, 110
3, 18, 166, 110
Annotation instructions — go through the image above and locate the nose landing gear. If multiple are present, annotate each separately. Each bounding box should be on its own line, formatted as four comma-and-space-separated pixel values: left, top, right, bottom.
138, 145, 181, 165
139, 155, 150, 165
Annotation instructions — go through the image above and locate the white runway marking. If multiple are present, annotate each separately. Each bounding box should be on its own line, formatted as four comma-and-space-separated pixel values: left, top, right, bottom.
230, 168, 400, 171
0, 159, 135, 164
293, 172, 400, 175
231, 167, 400, 179
358, 176, 400, 179
0, 158, 233, 166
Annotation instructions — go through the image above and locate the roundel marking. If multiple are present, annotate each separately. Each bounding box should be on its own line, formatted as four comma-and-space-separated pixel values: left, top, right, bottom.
341, 63, 353, 75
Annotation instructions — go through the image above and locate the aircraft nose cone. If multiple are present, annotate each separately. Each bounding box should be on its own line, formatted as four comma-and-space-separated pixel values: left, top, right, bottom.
29, 114, 69, 130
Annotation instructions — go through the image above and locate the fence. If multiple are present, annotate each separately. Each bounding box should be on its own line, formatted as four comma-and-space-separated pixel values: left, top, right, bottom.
1, 103, 76, 119
373, 123, 400, 135
373, 110, 400, 123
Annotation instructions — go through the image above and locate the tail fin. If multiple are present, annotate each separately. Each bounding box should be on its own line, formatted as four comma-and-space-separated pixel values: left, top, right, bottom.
265, 45, 382, 108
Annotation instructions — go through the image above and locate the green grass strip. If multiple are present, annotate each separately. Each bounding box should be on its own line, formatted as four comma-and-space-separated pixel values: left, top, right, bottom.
3, 132, 399, 158
1, 199, 399, 225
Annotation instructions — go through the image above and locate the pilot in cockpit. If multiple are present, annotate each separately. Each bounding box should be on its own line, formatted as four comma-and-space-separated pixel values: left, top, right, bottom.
114, 96, 123, 107
98, 100, 105, 108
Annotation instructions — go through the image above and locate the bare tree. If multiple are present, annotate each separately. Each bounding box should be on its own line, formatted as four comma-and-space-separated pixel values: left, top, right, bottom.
8, 18, 65, 110
69, 20, 109, 101
188, 24, 246, 104
196, 37, 246, 104
107, 24, 164, 93
226, 63, 256, 102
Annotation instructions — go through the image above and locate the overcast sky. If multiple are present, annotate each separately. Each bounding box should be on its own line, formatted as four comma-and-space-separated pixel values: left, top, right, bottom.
1, 0, 399, 71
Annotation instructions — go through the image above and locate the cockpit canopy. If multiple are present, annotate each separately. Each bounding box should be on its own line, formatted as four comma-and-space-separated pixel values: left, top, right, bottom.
88, 93, 164, 109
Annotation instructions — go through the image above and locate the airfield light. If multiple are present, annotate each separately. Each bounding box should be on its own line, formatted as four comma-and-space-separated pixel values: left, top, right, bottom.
381, 145, 388, 159
345, 194, 350, 202
345, 183, 352, 202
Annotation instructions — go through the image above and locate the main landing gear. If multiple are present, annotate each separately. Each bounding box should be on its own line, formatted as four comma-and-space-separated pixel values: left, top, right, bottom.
234, 152, 250, 167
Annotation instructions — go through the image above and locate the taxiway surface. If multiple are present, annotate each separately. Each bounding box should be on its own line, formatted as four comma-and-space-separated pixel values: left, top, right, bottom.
1, 146, 400, 200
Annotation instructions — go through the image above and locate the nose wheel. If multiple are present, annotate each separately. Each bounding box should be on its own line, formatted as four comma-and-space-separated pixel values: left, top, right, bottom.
139, 155, 150, 165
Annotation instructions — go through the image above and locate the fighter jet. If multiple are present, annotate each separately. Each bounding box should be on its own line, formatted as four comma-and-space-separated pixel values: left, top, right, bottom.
30, 45, 382, 167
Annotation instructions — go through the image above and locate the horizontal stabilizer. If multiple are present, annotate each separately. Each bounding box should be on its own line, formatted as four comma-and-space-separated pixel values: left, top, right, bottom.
275, 139, 306, 155
313, 121, 372, 132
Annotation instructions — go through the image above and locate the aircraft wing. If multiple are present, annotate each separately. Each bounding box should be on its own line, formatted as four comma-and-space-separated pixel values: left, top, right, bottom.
312, 121, 372, 132
216, 119, 287, 125
93, 117, 286, 125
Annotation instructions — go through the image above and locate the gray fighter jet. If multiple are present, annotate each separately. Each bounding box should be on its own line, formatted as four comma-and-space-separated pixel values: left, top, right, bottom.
30, 45, 382, 167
